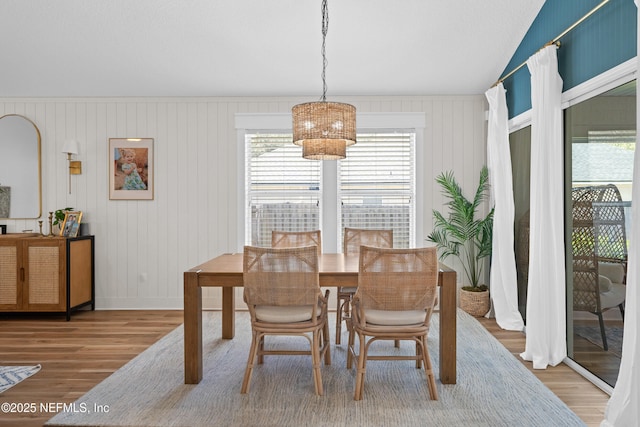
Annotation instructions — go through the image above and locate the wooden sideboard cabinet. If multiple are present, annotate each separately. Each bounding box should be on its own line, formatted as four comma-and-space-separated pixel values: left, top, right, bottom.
0, 234, 95, 320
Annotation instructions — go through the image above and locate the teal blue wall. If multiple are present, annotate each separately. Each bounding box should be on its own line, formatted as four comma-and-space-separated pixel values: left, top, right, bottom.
503, 0, 636, 118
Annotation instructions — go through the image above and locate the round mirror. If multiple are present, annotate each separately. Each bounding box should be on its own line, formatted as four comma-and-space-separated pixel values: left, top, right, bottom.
0, 114, 42, 219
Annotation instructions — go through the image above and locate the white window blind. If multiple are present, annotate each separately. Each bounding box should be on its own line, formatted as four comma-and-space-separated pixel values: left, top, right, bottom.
240, 113, 421, 251
245, 133, 321, 246
338, 131, 415, 248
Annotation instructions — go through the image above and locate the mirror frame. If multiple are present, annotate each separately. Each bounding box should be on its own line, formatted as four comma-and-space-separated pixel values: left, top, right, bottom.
0, 114, 43, 219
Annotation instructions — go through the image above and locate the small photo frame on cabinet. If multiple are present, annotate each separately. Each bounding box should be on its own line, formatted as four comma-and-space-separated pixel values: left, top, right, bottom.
61, 211, 82, 237
109, 138, 154, 200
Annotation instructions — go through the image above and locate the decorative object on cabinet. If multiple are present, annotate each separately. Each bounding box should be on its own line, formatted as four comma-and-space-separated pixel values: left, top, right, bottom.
47, 211, 55, 237
79, 223, 90, 236
60, 211, 82, 238
53, 207, 74, 236
0, 234, 95, 320
109, 138, 154, 200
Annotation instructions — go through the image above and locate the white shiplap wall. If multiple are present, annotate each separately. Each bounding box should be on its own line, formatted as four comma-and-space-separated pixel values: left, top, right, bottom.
0, 95, 487, 309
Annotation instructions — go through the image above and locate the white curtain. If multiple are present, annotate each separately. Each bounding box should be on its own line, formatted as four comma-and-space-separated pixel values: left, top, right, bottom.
520, 45, 566, 369
601, 4, 640, 424
485, 83, 525, 331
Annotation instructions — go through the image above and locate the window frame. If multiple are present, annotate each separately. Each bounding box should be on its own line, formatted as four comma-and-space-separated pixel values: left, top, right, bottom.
236, 112, 425, 252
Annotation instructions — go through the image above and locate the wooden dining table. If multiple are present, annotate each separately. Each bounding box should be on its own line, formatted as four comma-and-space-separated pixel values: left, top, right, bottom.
183, 253, 457, 385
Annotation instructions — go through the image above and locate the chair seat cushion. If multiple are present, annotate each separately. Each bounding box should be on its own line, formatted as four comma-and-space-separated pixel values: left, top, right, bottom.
339, 286, 357, 294
255, 305, 318, 323
364, 309, 426, 326
600, 283, 626, 310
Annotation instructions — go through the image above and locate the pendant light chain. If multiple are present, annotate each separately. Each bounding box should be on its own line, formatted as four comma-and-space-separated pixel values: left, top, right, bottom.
320, 0, 328, 102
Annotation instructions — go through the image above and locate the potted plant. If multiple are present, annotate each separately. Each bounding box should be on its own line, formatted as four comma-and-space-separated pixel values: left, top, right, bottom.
426, 166, 494, 316
53, 207, 74, 234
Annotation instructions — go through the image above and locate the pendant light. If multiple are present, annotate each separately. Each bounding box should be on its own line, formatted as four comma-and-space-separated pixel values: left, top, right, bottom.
292, 0, 356, 160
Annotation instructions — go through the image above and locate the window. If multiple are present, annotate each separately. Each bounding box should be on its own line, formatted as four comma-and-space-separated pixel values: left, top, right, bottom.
245, 133, 321, 247
238, 113, 424, 252
339, 132, 415, 248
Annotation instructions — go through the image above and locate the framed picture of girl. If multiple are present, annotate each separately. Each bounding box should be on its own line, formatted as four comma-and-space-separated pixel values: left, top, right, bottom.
109, 138, 154, 200
61, 211, 82, 237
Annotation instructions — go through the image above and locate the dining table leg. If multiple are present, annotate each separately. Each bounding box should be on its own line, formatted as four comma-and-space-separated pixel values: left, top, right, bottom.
439, 269, 457, 384
184, 270, 202, 384
222, 287, 235, 339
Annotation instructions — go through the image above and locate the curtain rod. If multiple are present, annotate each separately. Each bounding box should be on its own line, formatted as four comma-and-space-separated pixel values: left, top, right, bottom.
492, 0, 611, 88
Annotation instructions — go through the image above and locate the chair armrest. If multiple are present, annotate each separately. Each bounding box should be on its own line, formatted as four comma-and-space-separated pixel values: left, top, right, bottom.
598, 275, 612, 292
599, 261, 625, 284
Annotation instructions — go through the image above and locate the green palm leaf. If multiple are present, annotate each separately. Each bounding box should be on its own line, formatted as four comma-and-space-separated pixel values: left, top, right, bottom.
426, 166, 494, 288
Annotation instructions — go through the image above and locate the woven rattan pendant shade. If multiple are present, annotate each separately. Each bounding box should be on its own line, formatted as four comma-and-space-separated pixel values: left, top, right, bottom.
292, 0, 356, 160
292, 101, 356, 160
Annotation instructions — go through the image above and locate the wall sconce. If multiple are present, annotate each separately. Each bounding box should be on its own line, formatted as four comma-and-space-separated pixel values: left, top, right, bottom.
62, 139, 82, 194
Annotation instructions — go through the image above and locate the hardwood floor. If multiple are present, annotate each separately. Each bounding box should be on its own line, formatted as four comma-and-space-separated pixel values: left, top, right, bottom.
570, 315, 624, 386
0, 310, 184, 427
477, 317, 610, 426
0, 310, 610, 426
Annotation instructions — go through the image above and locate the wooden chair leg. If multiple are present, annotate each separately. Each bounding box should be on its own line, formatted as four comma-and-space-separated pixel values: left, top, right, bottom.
312, 330, 324, 395
258, 335, 265, 364
354, 333, 367, 400
323, 320, 332, 365
337, 293, 355, 345
241, 331, 260, 393
421, 336, 438, 400
335, 301, 342, 345
346, 318, 355, 369
336, 298, 344, 344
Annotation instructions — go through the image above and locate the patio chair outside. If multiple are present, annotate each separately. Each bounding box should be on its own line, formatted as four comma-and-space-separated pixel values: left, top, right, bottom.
572, 185, 627, 350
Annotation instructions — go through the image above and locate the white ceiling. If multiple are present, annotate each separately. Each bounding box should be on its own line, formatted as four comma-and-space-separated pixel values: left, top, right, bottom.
1, 0, 544, 98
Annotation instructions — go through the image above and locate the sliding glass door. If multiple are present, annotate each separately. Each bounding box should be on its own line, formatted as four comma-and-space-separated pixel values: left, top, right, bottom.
564, 80, 635, 387
509, 79, 635, 388
510, 126, 531, 320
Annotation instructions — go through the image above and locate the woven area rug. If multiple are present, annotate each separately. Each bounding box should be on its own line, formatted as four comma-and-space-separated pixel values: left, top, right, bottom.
575, 325, 624, 357
47, 310, 584, 427
0, 365, 41, 394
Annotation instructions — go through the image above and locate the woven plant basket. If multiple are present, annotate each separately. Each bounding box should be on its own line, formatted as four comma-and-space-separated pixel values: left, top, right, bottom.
459, 288, 490, 317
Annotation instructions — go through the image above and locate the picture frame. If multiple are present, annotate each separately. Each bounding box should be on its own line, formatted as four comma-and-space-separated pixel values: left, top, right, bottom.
60, 211, 82, 237
109, 138, 154, 200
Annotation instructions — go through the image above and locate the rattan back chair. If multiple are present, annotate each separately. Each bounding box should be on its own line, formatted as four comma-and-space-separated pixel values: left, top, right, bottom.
241, 245, 330, 395
572, 185, 627, 350
271, 230, 322, 253
346, 245, 439, 401
336, 228, 393, 344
